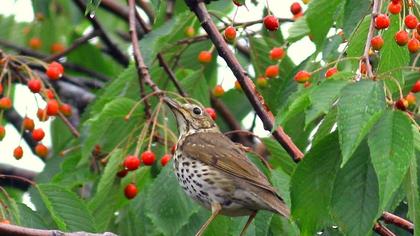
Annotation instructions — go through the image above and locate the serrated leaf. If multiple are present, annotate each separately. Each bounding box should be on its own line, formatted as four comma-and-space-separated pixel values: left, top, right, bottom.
290, 132, 341, 235
16, 202, 48, 229
306, 0, 341, 48
306, 77, 350, 125
331, 141, 379, 236
287, 17, 310, 43
262, 138, 296, 176
276, 92, 310, 126
337, 80, 386, 165
36, 184, 97, 232
96, 149, 124, 194
179, 70, 210, 106
346, 16, 370, 58
145, 166, 200, 235
368, 111, 414, 209
312, 107, 337, 147
342, 0, 370, 37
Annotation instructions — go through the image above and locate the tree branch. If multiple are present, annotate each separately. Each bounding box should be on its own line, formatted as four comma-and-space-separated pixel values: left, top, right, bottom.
0, 223, 117, 236
381, 211, 414, 234
184, 0, 304, 161
359, 0, 380, 79
373, 222, 396, 236
157, 53, 187, 97
0, 164, 36, 191
43, 30, 100, 62
73, 0, 130, 66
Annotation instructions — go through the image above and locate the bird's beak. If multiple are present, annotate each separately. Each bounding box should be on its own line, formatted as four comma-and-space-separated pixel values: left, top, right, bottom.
163, 97, 181, 112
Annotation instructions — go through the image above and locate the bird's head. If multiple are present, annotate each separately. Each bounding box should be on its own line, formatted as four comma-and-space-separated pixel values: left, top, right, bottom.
164, 97, 218, 135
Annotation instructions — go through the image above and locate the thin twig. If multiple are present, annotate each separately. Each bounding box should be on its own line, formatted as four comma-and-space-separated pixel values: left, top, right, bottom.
373, 222, 396, 236
184, 0, 304, 161
73, 0, 129, 66
166, 0, 176, 20
359, 0, 381, 79
44, 30, 100, 62
0, 224, 116, 236
381, 211, 414, 234
58, 112, 81, 138
4, 108, 37, 153
157, 53, 187, 97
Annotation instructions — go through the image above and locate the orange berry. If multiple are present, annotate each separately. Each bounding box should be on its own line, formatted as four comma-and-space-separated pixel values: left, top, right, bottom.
44, 89, 55, 99
395, 98, 408, 111
265, 65, 279, 78
371, 35, 384, 50
160, 154, 171, 166
184, 27, 195, 37
22, 117, 35, 131
35, 143, 48, 158
263, 15, 279, 31
407, 38, 419, 53
205, 107, 217, 120
50, 42, 65, 53
124, 183, 138, 199
13, 146, 23, 160
37, 108, 49, 122
0, 126, 5, 141
0, 97, 12, 110
234, 81, 242, 91
395, 30, 409, 46
290, 2, 302, 15
28, 37, 42, 49
0, 84, 3, 95
32, 128, 45, 142
213, 85, 225, 97
198, 51, 212, 64
60, 103, 72, 117
141, 150, 156, 166
325, 67, 338, 78
27, 79, 42, 93
46, 62, 64, 80
224, 26, 237, 41
256, 77, 268, 87
405, 14, 418, 29
375, 14, 390, 29
269, 47, 285, 60
294, 70, 311, 83
406, 92, 416, 105
388, 2, 401, 14
46, 99, 59, 116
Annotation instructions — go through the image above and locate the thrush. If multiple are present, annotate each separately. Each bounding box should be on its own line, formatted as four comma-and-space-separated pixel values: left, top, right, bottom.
164, 97, 289, 236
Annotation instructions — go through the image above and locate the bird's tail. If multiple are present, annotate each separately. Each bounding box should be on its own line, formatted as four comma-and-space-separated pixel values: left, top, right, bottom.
262, 192, 290, 218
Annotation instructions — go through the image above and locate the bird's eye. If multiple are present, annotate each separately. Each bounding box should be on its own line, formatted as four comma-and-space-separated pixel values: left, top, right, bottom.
192, 107, 202, 115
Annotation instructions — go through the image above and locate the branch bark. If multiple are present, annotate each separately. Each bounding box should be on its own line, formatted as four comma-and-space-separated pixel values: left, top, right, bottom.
381, 211, 414, 234
373, 222, 396, 236
0, 223, 117, 236
73, 0, 130, 66
184, 0, 304, 161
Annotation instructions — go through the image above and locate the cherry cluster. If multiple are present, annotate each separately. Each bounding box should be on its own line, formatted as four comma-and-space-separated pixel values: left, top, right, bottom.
373, 0, 419, 53
0, 59, 72, 160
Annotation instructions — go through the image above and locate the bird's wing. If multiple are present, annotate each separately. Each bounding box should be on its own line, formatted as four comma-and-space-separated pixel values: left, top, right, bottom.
181, 132, 276, 193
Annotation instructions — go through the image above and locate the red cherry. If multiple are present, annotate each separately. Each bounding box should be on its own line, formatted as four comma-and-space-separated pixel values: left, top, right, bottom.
116, 169, 128, 178
233, 0, 243, 6
59, 103, 72, 117
294, 70, 311, 83
124, 155, 141, 171
213, 85, 225, 97
395, 98, 408, 111
44, 89, 55, 99
32, 128, 45, 142
387, 2, 401, 14
46, 62, 64, 80
22, 117, 35, 131
265, 65, 279, 78
256, 77, 268, 87
371, 35, 384, 50
408, 38, 419, 53
224, 26, 237, 41
35, 143, 48, 158
405, 14, 418, 29
28, 37, 42, 49
0, 97, 12, 110
391, 0, 401, 3
325, 67, 338, 78
0, 84, 3, 94
205, 107, 217, 120
50, 42, 65, 53
27, 79, 42, 93
417, 23, 420, 35
160, 154, 171, 166
124, 183, 138, 199
406, 92, 416, 105
395, 30, 409, 46
411, 80, 420, 93
269, 47, 285, 60
263, 15, 279, 31
13, 146, 23, 160
290, 2, 302, 15
198, 51, 212, 64
141, 150, 156, 166
0, 125, 5, 141
170, 144, 176, 154
375, 14, 390, 29
46, 99, 59, 116
37, 108, 49, 122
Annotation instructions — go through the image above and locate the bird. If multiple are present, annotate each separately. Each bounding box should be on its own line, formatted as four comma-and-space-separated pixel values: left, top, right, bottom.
163, 97, 290, 236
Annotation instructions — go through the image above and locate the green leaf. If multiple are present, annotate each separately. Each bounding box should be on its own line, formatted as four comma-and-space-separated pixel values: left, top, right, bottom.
36, 184, 97, 232
96, 149, 124, 194
16, 202, 48, 229
262, 138, 296, 176
179, 70, 210, 106
377, 15, 410, 94
342, 0, 370, 37
290, 132, 341, 235
85, 0, 102, 15
405, 127, 420, 236
346, 16, 370, 59
271, 169, 291, 207
312, 107, 337, 147
306, 0, 341, 48
337, 80, 386, 165
276, 92, 310, 126
145, 166, 200, 235
287, 17, 310, 43
331, 141, 379, 236
368, 110, 414, 209
305, 77, 350, 125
